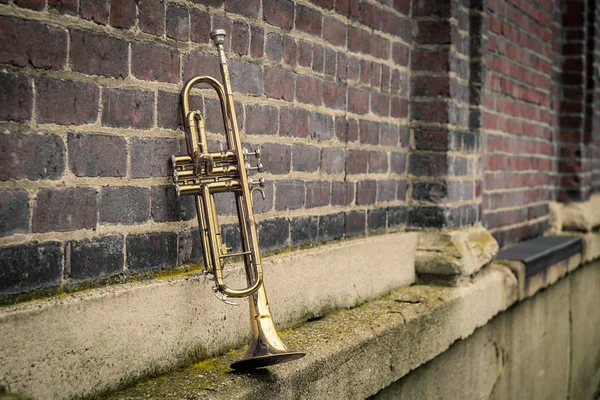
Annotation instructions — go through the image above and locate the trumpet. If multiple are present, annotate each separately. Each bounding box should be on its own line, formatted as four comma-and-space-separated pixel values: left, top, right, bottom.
170, 29, 305, 370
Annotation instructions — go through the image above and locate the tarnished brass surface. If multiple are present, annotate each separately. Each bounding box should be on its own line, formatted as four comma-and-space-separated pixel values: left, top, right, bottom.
170, 29, 304, 370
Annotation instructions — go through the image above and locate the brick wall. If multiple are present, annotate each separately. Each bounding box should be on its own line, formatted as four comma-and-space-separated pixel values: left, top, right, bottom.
482, 0, 556, 246
0, 0, 412, 295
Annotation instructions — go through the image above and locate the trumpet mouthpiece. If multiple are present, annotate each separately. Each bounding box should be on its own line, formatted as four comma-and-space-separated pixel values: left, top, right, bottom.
210, 29, 227, 47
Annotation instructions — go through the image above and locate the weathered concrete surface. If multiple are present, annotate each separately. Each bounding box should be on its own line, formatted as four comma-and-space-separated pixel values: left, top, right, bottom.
550, 194, 600, 232
0, 233, 417, 400
101, 264, 518, 400
374, 261, 600, 400
415, 225, 499, 278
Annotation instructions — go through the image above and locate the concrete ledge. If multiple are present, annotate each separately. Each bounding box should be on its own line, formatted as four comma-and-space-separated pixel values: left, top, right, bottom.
415, 225, 499, 278
102, 263, 518, 400
0, 232, 418, 400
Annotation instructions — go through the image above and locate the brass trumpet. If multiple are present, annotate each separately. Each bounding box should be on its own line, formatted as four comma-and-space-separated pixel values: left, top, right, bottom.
170, 29, 305, 370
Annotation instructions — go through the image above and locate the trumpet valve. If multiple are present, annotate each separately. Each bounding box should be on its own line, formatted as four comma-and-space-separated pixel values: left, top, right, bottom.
243, 146, 261, 160
249, 177, 266, 188
245, 162, 263, 173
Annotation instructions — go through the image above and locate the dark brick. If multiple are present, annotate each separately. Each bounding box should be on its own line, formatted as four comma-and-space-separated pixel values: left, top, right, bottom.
408, 153, 448, 177
346, 149, 368, 175
68, 133, 126, 177
321, 147, 345, 174
251, 180, 274, 214
258, 218, 289, 249
131, 137, 179, 178
14, 0, 45, 10
183, 52, 221, 82
371, 92, 390, 117
70, 29, 127, 78
0, 133, 65, 181
166, 4, 189, 41
102, 88, 154, 129
178, 229, 203, 265
408, 206, 448, 228
0, 189, 29, 237
264, 67, 295, 102
99, 186, 149, 224
0, 17, 67, 70
296, 75, 323, 106
396, 180, 407, 200
368, 151, 388, 173
151, 185, 196, 222
325, 48, 337, 76
229, 60, 263, 96
0, 242, 62, 293
296, 5, 322, 36
250, 25, 264, 58
132, 42, 180, 83
380, 124, 399, 147
368, 208, 387, 232
245, 104, 278, 135
280, 108, 309, 138
0, 73, 32, 123
33, 188, 97, 233
359, 120, 379, 145
67, 235, 124, 280
158, 90, 200, 131
283, 35, 297, 66
232, 20, 250, 55
292, 144, 320, 172
377, 179, 396, 202
290, 216, 319, 244
214, 192, 237, 216
275, 180, 305, 210
221, 224, 242, 252
80, 0, 109, 25
337, 52, 348, 80
312, 44, 324, 73
331, 181, 354, 206
261, 143, 291, 174
139, 0, 165, 36
411, 50, 449, 72
348, 87, 369, 114
126, 232, 178, 271
225, 0, 259, 18
392, 42, 409, 66
345, 210, 365, 237
48, 0, 77, 14
190, 9, 211, 44
110, 0, 136, 28
36, 79, 99, 125
298, 40, 313, 67
264, 0, 294, 29
347, 119, 359, 142
191, 0, 224, 6
309, 112, 334, 140
266, 32, 283, 62
306, 181, 331, 208
388, 206, 407, 227
318, 212, 344, 241
411, 101, 449, 124
205, 98, 243, 134
415, 21, 451, 44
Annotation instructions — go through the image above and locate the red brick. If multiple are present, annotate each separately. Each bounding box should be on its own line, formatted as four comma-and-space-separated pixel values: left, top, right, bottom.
335, 117, 348, 142
130, 138, 180, 178
335, 0, 350, 16
368, 151, 388, 173
36, 78, 99, 125
337, 52, 348, 79
306, 181, 331, 208
183, 52, 221, 83
390, 152, 406, 174
245, 104, 278, 135
331, 181, 354, 206
283, 35, 297, 66
321, 147, 345, 174
81, 0, 109, 25
392, 42, 409, 66
232, 21, 249, 55
356, 180, 377, 205
360, 60, 372, 85
139, 0, 165, 36
347, 87, 369, 114
371, 63, 382, 88
0, 17, 67, 70
70, 30, 128, 78
0, 73, 32, 123
380, 123, 399, 146
264, 67, 295, 102
323, 82, 346, 109
0, 133, 65, 181
312, 44, 324, 73
229, 60, 264, 96
48, 0, 77, 14
250, 25, 264, 58
157, 90, 201, 131
346, 149, 368, 174
280, 108, 309, 138
391, 97, 408, 118
378, 179, 397, 202
261, 143, 292, 174
371, 92, 390, 117
275, 180, 305, 210
347, 119, 359, 142
359, 2, 381, 30
68, 133, 127, 177
225, 0, 259, 18
393, 0, 410, 14
347, 55, 360, 81
292, 144, 321, 172
298, 40, 313, 67
264, 0, 294, 29
132, 42, 180, 83
166, 3, 190, 41
309, 112, 334, 140
359, 120, 379, 145
296, 5, 322, 36
348, 26, 370, 54
266, 32, 283, 62
190, 9, 211, 44
323, 16, 347, 46
311, 0, 334, 10
102, 88, 154, 129
296, 75, 323, 106
110, 0, 136, 28
324, 48, 337, 75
